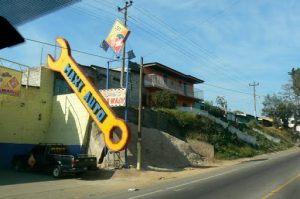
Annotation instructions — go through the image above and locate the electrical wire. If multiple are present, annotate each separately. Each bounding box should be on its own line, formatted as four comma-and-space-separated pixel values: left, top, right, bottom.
200, 82, 265, 98
130, 0, 253, 85
83, 0, 259, 98
81, 0, 245, 86
0, 57, 31, 68
22, 1, 264, 103
25, 38, 120, 62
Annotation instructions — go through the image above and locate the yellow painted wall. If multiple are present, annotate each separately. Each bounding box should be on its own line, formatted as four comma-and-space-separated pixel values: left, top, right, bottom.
0, 67, 54, 144
0, 66, 96, 146
46, 93, 90, 145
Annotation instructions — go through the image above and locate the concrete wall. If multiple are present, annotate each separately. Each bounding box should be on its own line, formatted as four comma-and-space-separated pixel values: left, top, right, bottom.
252, 128, 281, 143
46, 93, 90, 151
0, 66, 94, 167
0, 67, 54, 167
198, 110, 257, 145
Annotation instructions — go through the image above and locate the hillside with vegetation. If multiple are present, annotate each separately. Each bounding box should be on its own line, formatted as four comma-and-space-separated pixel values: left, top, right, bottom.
157, 108, 295, 160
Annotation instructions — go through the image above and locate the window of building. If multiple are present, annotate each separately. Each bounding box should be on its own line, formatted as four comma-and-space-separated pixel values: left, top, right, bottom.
163, 75, 167, 83
113, 77, 120, 82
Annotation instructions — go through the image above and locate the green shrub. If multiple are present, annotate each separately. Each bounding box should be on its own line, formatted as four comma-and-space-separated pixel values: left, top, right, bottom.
204, 102, 226, 119
151, 90, 177, 109
157, 108, 294, 160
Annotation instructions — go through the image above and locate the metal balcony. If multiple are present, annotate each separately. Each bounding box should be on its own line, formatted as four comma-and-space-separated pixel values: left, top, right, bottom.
144, 74, 203, 100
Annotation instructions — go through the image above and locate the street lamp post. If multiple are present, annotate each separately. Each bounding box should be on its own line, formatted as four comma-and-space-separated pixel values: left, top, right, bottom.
106, 61, 110, 89
124, 50, 135, 169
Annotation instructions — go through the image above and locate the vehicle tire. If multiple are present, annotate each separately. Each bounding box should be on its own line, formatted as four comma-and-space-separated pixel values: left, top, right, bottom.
52, 166, 62, 178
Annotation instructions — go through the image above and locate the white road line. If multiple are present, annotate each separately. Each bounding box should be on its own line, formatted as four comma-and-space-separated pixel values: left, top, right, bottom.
174, 188, 185, 192
128, 162, 262, 199
128, 189, 164, 199
165, 168, 239, 190
127, 152, 299, 199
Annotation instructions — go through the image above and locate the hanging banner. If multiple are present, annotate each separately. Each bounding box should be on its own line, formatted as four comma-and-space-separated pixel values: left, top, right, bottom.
100, 88, 126, 107
0, 66, 21, 96
105, 20, 130, 54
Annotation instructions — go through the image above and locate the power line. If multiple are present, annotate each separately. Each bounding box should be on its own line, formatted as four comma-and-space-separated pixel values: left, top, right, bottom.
81, 1, 246, 85
100, 0, 118, 8
73, 2, 199, 63
200, 82, 265, 98
130, 2, 251, 85
130, 0, 252, 85
76, 1, 254, 93
71, 6, 115, 22
127, 16, 198, 59
25, 38, 119, 62
85, 1, 121, 19
87, 1, 249, 87
0, 57, 31, 68
202, 82, 253, 96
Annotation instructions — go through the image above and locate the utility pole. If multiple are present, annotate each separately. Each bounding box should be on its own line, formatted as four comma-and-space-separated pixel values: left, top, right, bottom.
249, 81, 259, 118
137, 57, 143, 171
118, 0, 133, 88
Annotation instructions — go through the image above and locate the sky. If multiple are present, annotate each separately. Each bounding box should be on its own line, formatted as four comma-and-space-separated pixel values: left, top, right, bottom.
2, 0, 300, 116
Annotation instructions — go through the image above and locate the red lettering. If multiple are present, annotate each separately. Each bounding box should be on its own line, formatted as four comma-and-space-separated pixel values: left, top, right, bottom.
111, 98, 115, 104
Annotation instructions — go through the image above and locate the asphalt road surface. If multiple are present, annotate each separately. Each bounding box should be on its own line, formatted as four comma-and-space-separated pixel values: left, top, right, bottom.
2, 149, 300, 199
103, 149, 300, 199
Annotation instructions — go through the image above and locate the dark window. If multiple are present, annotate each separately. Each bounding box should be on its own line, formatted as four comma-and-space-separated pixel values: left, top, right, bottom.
113, 77, 120, 82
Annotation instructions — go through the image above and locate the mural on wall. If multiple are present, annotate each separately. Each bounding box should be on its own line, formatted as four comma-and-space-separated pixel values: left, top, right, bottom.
0, 66, 21, 96
47, 37, 130, 152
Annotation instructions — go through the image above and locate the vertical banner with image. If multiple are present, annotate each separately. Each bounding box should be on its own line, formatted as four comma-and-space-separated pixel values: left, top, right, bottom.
105, 20, 130, 54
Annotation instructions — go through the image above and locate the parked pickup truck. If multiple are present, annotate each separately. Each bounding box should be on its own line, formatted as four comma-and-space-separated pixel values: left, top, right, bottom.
11, 143, 97, 178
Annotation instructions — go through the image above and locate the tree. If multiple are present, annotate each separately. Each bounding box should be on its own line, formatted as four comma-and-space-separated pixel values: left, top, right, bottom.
216, 96, 228, 114
286, 69, 300, 132
262, 94, 293, 128
151, 90, 177, 109
289, 68, 300, 96
262, 68, 300, 130
204, 101, 225, 118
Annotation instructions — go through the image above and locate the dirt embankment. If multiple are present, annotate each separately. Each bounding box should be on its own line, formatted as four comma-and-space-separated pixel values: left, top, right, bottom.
88, 122, 213, 170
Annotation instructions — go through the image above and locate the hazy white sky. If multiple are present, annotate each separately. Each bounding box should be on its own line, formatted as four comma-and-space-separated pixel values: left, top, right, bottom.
2, 0, 300, 115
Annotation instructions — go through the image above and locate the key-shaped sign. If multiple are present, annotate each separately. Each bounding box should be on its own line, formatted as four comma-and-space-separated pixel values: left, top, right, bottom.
47, 38, 130, 151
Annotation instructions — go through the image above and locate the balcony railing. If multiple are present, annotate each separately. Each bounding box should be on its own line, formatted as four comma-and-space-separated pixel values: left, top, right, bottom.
144, 74, 204, 100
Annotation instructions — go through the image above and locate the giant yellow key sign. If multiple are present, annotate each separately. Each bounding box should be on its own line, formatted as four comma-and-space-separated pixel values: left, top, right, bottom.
47, 38, 130, 151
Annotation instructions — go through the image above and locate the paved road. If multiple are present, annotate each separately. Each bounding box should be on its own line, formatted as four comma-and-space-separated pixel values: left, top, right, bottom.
2, 149, 300, 199
103, 149, 300, 199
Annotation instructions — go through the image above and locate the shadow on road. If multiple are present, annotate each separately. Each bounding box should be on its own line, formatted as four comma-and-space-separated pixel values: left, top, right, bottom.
78, 169, 115, 181
0, 168, 56, 186
0, 167, 115, 185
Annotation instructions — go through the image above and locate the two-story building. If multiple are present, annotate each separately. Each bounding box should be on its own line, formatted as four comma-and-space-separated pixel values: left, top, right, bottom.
143, 62, 204, 108
53, 62, 204, 110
